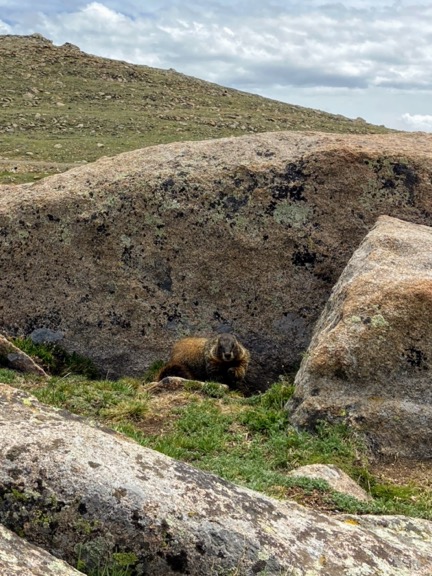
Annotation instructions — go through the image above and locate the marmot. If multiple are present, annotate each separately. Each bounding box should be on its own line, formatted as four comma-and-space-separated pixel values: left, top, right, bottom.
157, 333, 250, 387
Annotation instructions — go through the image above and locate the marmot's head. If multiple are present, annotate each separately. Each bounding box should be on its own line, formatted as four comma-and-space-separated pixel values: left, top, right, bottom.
214, 333, 240, 362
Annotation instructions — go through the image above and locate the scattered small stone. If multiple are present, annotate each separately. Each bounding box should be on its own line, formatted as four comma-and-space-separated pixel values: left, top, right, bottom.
30, 328, 64, 345
288, 464, 372, 502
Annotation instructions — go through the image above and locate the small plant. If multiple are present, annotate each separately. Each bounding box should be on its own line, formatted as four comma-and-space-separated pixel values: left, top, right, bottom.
101, 398, 149, 422
242, 381, 294, 409
76, 546, 137, 576
141, 360, 164, 382
0, 368, 19, 384
201, 381, 229, 398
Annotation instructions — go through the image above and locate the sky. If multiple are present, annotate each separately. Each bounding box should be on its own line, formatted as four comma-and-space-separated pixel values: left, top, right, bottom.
1, 1, 432, 132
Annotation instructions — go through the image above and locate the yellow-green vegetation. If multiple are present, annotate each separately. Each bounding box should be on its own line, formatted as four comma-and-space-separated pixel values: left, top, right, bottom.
1, 365, 431, 526
0, 34, 394, 183
76, 547, 137, 576
0, 169, 52, 184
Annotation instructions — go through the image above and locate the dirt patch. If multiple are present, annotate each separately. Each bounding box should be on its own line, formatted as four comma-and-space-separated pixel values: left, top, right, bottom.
370, 457, 432, 488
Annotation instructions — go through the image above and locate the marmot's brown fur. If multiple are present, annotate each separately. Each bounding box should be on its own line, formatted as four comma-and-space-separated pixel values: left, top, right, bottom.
157, 333, 250, 386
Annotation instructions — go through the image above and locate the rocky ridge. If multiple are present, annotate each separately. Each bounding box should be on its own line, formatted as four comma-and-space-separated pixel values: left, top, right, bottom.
0, 33, 392, 181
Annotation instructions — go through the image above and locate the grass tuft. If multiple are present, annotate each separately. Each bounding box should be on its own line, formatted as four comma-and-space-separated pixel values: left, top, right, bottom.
0, 368, 19, 384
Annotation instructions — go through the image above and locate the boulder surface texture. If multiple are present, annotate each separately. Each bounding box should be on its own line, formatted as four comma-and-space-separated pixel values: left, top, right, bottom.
0, 523, 83, 576
0, 383, 432, 575
288, 216, 432, 459
1, 132, 432, 389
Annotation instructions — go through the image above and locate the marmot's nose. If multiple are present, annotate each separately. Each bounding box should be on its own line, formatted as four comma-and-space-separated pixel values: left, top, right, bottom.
223, 352, 233, 361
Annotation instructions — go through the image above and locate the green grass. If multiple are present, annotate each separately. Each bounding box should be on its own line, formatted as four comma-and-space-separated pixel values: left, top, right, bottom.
141, 359, 164, 383
34, 376, 149, 424
148, 392, 369, 495
3, 370, 428, 522
1, 359, 431, 566
0, 170, 51, 184
0, 367, 23, 384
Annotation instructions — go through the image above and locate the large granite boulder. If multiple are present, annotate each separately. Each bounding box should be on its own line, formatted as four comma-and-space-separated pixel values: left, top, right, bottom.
1, 383, 431, 575
1, 132, 432, 389
288, 216, 432, 459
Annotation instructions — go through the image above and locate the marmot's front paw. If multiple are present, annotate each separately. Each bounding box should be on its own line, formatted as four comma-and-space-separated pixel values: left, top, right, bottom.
227, 366, 245, 381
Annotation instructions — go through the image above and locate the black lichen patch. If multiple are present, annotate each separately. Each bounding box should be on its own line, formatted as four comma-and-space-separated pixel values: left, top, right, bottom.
96, 223, 110, 236
5, 446, 31, 461
24, 310, 63, 333
292, 246, 317, 268
164, 306, 184, 331
252, 559, 268, 573
269, 162, 308, 203
264, 200, 277, 216
393, 162, 419, 205
285, 162, 307, 183
108, 311, 131, 330
393, 162, 419, 189
161, 177, 176, 191
404, 347, 428, 370
121, 245, 134, 266
381, 178, 396, 189
223, 195, 248, 215
365, 158, 420, 206
256, 149, 275, 158
271, 183, 305, 202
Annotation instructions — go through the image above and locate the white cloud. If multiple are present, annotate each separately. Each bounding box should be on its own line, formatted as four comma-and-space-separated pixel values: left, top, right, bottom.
5, 1, 431, 92
401, 113, 432, 132
0, 20, 12, 34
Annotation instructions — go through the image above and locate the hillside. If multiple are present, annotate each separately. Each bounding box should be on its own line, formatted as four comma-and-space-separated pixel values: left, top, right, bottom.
0, 33, 393, 183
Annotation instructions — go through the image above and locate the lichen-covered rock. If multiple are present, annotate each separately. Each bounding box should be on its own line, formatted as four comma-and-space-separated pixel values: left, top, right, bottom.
0, 383, 431, 575
288, 216, 432, 459
1, 132, 432, 389
0, 333, 48, 378
288, 464, 371, 502
0, 523, 83, 575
